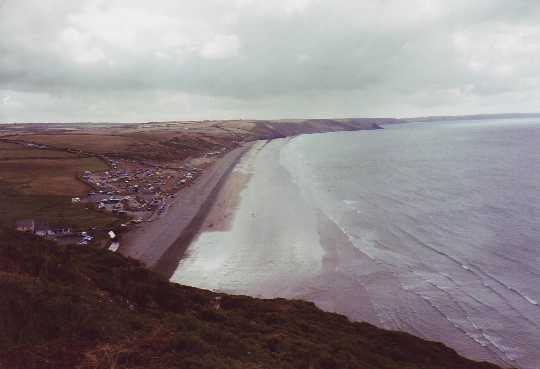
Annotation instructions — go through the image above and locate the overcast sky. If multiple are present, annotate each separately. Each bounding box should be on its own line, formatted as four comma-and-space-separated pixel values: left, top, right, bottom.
1, 0, 539, 122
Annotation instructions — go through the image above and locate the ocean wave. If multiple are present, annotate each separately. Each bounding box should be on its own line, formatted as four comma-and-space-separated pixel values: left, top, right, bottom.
470, 266, 540, 308
394, 226, 540, 313
411, 285, 514, 366
276, 129, 538, 368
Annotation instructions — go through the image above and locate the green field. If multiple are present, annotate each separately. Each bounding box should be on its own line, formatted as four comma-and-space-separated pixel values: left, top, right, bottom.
0, 142, 78, 159
0, 142, 117, 231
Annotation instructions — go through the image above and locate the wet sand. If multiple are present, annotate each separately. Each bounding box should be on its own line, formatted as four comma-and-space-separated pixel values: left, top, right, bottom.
170, 139, 327, 296
119, 142, 254, 276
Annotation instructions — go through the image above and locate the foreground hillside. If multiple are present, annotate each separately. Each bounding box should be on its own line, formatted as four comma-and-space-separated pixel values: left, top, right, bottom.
0, 229, 503, 369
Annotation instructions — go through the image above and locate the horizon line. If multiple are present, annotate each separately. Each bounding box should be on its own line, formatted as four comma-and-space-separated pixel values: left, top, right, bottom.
1, 112, 540, 125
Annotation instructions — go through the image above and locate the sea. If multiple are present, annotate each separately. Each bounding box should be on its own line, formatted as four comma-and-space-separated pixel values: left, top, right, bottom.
171, 118, 540, 369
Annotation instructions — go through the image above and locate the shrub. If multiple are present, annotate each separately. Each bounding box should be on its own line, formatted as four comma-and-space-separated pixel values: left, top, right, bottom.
171, 333, 211, 355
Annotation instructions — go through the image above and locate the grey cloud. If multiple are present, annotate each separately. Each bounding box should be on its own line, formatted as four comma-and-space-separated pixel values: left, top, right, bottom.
1, 0, 540, 122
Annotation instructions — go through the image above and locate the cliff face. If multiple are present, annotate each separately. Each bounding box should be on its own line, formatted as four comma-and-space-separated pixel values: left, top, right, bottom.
0, 229, 504, 369
251, 118, 390, 139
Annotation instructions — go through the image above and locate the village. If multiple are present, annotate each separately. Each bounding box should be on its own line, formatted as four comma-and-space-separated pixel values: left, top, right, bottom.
80, 156, 204, 220
14, 151, 224, 248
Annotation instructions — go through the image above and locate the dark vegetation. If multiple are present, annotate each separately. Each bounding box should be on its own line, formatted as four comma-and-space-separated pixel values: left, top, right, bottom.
0, 229, 504, 369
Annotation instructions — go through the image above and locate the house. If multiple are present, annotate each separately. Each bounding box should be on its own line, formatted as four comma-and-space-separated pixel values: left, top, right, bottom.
105, 196, 123, 204
51, 226, 73, 237
34, 222, 52, 237
16, 219, 35, 233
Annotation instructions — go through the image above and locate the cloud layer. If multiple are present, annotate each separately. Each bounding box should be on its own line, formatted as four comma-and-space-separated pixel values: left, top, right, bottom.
1, 0, 539, 122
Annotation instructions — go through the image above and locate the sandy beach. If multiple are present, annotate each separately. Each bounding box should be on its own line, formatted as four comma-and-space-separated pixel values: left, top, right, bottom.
170, 138, 328, 296
118, 142, 254, 276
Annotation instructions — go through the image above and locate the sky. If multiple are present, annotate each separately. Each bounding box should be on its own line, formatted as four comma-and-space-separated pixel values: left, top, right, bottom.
1, 0, 540, 122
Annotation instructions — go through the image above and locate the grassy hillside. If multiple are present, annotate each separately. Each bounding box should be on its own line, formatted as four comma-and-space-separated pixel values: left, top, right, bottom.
0, 229, 504, 369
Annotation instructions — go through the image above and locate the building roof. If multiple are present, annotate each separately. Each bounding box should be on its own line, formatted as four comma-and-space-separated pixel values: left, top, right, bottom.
34, 222, 51, 232
16, 219, 34, 228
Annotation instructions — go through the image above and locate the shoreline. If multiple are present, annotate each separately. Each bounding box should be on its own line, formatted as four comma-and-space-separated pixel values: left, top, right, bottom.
152, 142, 259, 278
167, 129, 528, 369
118, 142, 256, 277
169, 138, 327, 296
118, 128, 383, 280
192, 140, 269, 235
